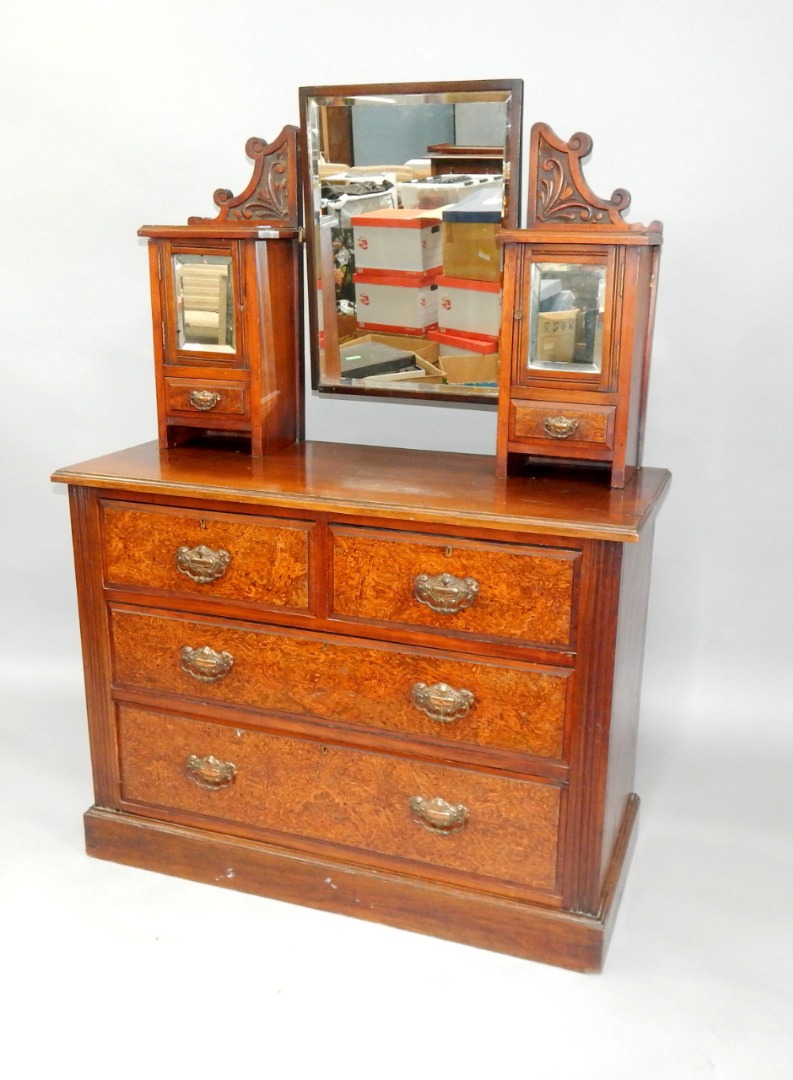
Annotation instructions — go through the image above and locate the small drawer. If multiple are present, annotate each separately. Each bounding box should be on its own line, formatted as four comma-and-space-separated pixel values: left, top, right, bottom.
330, 526, 579, 649
117, 703, 562, 894
102, 501, 313, 612
510, 401, 615, 450
165, 378, 248, 420
110, 606, 573, 761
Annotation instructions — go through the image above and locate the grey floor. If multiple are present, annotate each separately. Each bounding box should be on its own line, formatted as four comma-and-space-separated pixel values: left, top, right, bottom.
3, 669, 791, 1079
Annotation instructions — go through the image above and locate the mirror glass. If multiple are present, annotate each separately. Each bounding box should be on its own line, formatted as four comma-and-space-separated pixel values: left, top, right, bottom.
527, 261, 606, 373
300, 81, 523, 401
172, 253, 236, 353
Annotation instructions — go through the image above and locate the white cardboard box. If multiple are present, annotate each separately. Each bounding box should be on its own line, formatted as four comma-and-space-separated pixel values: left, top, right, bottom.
353, 271, 439, 335
351, 208, 443, 275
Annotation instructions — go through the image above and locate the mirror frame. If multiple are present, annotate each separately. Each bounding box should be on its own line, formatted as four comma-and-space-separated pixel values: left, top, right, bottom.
299, 79, 524, 403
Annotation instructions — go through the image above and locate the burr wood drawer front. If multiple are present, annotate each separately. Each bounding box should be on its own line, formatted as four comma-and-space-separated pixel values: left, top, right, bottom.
510, 401, 616, 452
164, 378, 249, 420
116, 703, 563, 894
110, 606, 573, 762
101, 501, 313, 612
329, 526, 580, 649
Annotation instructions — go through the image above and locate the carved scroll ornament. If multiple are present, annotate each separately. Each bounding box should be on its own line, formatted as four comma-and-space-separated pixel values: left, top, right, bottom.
188, 125, 300, 229
529, 122, 632, 227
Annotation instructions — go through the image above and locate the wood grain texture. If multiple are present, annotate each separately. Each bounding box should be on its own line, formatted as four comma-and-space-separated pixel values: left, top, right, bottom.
164, 378, 248, 418
117, 704, 562, 893
511, 401, 615, 448
110, 606, 572, 761
330, 526, 579, 649
52, 441, 671, 544
102, 501, 312, 611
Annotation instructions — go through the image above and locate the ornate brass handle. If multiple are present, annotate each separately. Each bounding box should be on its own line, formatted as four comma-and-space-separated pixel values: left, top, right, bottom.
180, 644, 234, 683
189, 389, 222, 411
409, 796, 469, 834
411, 681, 475, 723
185, 754, 236, 790
175, 544, 231, 584
413, 572, 480, 615
543, 415, 579, 440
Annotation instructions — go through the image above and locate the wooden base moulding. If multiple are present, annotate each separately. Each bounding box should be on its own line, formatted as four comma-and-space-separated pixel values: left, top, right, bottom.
84, 793, 639, 973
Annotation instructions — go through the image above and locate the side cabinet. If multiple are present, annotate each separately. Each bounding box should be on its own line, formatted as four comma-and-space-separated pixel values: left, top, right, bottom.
497, 123, 662, 488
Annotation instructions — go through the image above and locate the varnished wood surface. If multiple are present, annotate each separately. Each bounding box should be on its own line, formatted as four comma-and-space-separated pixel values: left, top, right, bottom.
110, 605, 572, 762
53, 440, 670, 543
331, 526, 578, 648
117, 704, 562, 894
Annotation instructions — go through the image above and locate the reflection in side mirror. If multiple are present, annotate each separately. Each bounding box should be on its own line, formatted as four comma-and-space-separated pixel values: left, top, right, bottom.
299, 81, 523, 403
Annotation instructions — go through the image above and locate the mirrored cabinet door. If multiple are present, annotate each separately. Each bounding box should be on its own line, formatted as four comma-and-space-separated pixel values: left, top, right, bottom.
162, 242, 245, 367
516, 249, 618, 390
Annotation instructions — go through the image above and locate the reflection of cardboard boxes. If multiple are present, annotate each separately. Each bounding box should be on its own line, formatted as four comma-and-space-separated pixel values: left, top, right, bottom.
353, 270, 439, 335
441, 188, 503, 283
437, 275, 502, 338
428, 327, 498, 357
339, 339, 417, 379
351, 209, 443, 275
343, 332, 440, 364
340, 333, 444, 385
440, 353, 499, 385
536, 310, 578, 363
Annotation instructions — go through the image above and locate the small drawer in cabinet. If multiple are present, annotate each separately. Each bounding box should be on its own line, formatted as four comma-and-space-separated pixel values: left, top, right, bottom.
110, 606, 573, 761
164, 378, 249, 420
117, 703, 563, 894
330, 526, 579, 650
102, 501, 313, 612
510, 401, 615, 452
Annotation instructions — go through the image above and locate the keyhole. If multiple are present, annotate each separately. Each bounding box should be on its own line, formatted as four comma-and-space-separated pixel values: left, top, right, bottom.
444, 546, 453, 558
199, 519, 207, 530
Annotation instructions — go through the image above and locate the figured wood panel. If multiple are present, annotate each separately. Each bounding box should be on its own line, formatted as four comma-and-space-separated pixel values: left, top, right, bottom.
102, 501, 312, 610
511, 402, 615, 449
164, 378, 249, 418
110, 606, 572, 760
330, 527, 579, 648
116, 704, 562, 893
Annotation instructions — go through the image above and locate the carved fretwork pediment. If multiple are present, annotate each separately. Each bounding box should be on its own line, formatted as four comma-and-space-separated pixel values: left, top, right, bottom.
188, 125, 300, 230
529, 122, 632, 228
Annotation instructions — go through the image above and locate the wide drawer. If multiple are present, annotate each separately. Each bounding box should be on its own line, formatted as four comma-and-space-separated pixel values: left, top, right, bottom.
510, 401, 615, 452
110, 606, 573, 761
102, 501, 313, 612
164, 378, 249, 420
330, 526, 579, 649
117, 703, 562, 893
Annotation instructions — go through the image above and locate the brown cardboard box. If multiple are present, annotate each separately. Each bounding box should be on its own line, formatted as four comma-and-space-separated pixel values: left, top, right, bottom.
440, 353, 499, 385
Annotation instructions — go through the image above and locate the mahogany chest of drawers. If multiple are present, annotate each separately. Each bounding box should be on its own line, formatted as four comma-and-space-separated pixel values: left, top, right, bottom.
53, 439, 669, 971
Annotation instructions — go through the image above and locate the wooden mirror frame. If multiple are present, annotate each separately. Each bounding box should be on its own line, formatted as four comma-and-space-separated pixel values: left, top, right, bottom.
299, 80, 524, 403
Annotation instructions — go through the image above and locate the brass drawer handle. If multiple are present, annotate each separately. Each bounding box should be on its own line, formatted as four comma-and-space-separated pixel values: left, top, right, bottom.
175, 544, 231, 584
185, 754, 236, 790
409, 795, 469, 834
180, 644, 234, 683
413, 572, 480, 615
411, 681, 475, 723
189, 389, 222, 411
543, 415, 579, 439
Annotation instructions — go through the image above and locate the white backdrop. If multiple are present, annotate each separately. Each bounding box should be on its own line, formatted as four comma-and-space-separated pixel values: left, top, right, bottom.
3, 1, 793, 1076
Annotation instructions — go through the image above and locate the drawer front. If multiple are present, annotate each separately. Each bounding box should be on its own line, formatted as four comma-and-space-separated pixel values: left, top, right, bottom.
510, 401, 615, 451
330, 526, 579, 649
117, 704, 562, 893
103, 502, 312, 611
110, 607, 572, 761
165, 378, 248, 420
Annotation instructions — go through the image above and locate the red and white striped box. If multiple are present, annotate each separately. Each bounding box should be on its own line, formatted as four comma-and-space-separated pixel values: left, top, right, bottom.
351, 208, 443, 275
427, 327, 499, 357
353, 270, 439, 335
436, 275, 502, 339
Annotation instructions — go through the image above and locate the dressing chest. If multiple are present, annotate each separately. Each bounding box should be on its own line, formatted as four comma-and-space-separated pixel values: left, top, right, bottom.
54, 439, 668, 971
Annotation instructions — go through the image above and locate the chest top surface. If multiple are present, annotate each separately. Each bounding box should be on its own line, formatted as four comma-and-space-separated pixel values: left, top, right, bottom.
53, 440, 670, 543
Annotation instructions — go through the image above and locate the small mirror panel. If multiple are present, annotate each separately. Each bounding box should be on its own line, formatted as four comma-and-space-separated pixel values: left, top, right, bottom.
172, 253, 236, 354
528, 261, 606, 373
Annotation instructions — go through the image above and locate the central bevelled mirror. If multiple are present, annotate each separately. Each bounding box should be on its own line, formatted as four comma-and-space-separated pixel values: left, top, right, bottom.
299, 80, 523, 402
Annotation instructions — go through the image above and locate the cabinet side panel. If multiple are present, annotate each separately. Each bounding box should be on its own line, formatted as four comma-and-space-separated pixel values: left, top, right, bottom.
68, 486, 119, 808
599, 521, 656, 888
622, 247, 655, 473
255, 239, 303, 455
